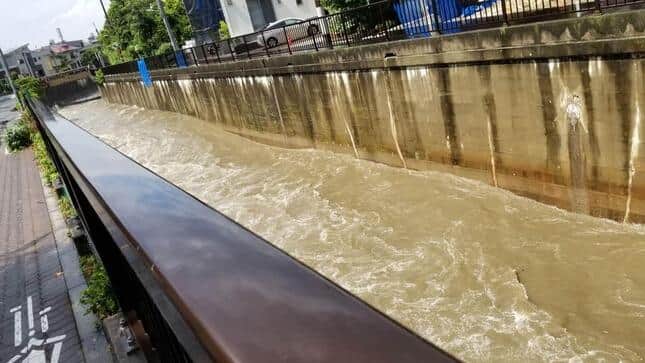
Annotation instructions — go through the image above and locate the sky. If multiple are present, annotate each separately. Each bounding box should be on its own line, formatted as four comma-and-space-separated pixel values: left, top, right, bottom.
0, 0, 111, 51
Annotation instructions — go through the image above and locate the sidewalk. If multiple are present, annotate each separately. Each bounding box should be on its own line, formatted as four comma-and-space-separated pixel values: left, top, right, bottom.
0, 95, 87, 362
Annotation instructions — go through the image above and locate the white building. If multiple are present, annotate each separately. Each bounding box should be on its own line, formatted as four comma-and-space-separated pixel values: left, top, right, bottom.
221, 0, 320, 37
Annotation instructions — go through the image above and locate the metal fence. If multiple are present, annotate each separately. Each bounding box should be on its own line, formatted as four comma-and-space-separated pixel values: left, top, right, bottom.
102, 0, 644, 75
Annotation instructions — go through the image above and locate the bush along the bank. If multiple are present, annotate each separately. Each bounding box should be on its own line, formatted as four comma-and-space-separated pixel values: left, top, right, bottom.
14, 76, 44, 103
79, 255, 119, 320
94, 69, 105, 86
4, 117, 32, 151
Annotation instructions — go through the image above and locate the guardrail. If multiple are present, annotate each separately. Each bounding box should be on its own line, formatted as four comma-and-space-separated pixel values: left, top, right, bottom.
102, 0, 644, 75
27, 97, 458, 363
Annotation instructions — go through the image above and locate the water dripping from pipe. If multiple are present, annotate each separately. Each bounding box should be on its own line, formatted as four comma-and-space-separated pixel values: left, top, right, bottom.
566, 95, 589, 214
624, 103, 641, 223
384, 71, 407, 169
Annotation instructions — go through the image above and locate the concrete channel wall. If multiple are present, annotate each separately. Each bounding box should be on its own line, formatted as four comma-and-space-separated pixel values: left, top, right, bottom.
102, 9, 645, 223
44, 70, 100, 107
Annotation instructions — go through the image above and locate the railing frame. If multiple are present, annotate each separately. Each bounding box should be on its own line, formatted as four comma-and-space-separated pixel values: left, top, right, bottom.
102, 0, 644, 76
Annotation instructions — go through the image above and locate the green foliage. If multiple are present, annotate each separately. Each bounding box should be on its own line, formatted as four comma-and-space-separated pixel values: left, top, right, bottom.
14, 76, 44, 100
31, 129, 60, 186
80, 255, 119, 319
218, 20, 230, 40
99, 0, 192, 64
321, 0, 368, 12
4, 118, 32, 151
58, 195, 77, 220
94, 69, 105, 86
156, 42, 173, 55
80, 49, 104, 68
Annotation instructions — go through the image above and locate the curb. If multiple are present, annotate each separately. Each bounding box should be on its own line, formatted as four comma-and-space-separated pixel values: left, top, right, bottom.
41, 176, 115, 363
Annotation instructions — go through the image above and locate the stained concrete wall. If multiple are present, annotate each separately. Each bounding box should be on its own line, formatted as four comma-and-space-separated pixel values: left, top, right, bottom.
44, 71, 100, 107
102, 10, 645, 223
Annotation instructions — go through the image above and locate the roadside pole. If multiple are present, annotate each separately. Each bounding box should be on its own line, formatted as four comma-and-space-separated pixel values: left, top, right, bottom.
99, 0, 108, 19
0, 47, 17, 96
155, 0, 181, 52
315, 0, 332, 48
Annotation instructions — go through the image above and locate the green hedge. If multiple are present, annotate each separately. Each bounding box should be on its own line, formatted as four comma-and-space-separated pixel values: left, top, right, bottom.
4, 117, 32, 151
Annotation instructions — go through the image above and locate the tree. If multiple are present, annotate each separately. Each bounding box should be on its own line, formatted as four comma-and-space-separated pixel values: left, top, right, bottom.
80, 49, 107, 68
98, 0, 192, 64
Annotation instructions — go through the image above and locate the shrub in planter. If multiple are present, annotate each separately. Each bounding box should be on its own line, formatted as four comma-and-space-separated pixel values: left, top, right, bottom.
80, 255, 119, 320
59, 195, 77, 220
4, 119, 32, 151
31, 131, 59, 186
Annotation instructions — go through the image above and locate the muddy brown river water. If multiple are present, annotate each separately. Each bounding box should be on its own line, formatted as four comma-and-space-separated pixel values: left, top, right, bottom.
60, 100, 645, 362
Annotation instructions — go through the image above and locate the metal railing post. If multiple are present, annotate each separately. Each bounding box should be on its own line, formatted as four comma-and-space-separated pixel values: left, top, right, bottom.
283, 26, 293, 55
190, 48, 198, 66
428, 0, 442, 34
380, 3, 390, 41
201, 45, 209, 64
310, 22, 319, 51
500, 0, 510, 24
261, 32, 271, 57
323, 16, 333, 49
227, 38, 236, 61
341, 13, 351, 46
215, 44, 222, 63
243, 36, 251, 59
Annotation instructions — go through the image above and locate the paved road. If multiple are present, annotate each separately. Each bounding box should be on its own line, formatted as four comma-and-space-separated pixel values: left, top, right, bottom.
0, 95, 18, 125
0, 95, 85, 363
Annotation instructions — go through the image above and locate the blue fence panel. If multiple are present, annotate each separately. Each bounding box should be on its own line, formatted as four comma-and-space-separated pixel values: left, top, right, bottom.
393, 0, 432, 37
175, 51, 187, 68
137, 59, 153, 88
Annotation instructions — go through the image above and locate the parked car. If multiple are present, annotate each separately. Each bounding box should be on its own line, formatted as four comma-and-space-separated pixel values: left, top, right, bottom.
258, 18, 321, 48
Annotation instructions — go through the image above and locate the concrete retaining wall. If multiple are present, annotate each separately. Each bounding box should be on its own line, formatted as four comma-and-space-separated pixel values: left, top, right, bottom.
102, 9, 645, 223
44, 72, 100, 107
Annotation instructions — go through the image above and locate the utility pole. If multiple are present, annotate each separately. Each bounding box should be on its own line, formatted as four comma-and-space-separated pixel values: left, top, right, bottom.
155, 0, 181, 52
21, 52, 34, 77
98, 0, 108, 19
0, 47, 17, 96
